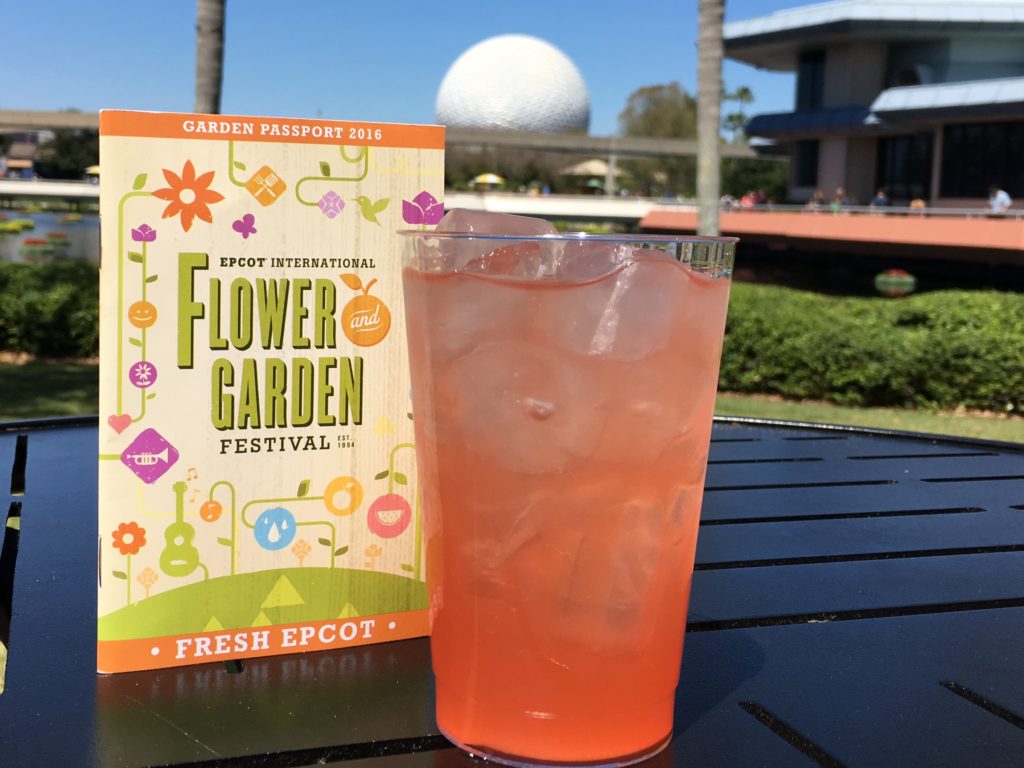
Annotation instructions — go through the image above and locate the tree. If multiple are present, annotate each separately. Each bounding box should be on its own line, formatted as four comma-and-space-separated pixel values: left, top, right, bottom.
34, 128, 98, 179
618, 82, 698, 196
445, 146, 567, 192
697, 0, 724, 235
195, 0, 226, 114
722, 85, 755, 143
722, 156, 789, 202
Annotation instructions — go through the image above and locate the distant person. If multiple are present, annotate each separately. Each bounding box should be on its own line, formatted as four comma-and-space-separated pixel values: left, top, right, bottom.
805, 189, 826, 211
988, 185, 1012, 213
870, 188, 890, 207
830, 186, 849, 212
740, 191, 757, 208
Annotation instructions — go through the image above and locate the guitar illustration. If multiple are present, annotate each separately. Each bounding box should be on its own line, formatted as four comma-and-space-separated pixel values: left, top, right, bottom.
160, 480, 201, 577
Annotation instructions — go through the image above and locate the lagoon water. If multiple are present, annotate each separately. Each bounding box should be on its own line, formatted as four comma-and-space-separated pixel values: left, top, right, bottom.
0, 211, 100, 264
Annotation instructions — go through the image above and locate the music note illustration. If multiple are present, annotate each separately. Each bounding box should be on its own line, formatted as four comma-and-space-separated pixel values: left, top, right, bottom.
186, 467, 199, 481
189, 488, 200, 504
160, 481, 201, 577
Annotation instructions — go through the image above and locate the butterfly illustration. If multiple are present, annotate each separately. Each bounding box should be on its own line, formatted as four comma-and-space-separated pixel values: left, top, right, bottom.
232, 213, 257, 239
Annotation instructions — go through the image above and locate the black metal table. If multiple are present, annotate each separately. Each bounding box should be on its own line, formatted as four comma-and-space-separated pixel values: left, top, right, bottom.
2, 417, 1023, 767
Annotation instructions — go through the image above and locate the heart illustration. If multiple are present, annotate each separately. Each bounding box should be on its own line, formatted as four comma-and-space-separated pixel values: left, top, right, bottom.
108, 414, 132, 434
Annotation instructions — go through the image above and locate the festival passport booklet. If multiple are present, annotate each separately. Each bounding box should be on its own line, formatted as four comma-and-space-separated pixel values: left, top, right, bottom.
97, 110, 444, 672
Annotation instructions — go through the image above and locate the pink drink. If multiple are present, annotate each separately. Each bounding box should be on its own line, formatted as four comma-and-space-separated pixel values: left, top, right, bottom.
401, 224, 734, 766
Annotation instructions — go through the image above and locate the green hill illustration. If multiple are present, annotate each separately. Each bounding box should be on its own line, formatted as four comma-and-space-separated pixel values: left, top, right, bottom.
98, 567, 427, 641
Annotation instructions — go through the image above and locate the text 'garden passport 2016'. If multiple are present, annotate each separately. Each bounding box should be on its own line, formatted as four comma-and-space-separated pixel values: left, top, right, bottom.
97, 110, 444, 673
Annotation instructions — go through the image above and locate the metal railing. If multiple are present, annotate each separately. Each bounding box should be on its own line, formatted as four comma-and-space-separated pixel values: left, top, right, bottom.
721, 203, 1024, 220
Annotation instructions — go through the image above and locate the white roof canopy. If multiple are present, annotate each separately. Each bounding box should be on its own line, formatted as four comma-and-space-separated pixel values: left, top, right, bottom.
726, 0, 1024, 71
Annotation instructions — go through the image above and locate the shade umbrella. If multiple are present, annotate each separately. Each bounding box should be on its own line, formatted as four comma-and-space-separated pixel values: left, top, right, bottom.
470, 173, 505, 187
558, 158, 623, 178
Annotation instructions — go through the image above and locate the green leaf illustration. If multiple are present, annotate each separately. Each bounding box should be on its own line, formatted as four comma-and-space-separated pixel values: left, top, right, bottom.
233, 161, 247, 171
145, 274, 159, 283
132, 173, 147, 190
113, 570, 128, 580
334, 546, 349, 556
318, 537, 332, 547
217, 537, 232, 547
297, 479, 310, 497
127, 252, 144, 263
128, 337, 142, 347
400, 564, 414, 572
146, 392, 156, 400
407, 412, 414, 420
374, 469, 390, 480
319, 161, 331, 176
393, 472, 408, 486
340, 273, 363, 291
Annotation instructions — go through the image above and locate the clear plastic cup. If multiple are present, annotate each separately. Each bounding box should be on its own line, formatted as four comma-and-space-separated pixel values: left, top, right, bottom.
400, 228, 736, 766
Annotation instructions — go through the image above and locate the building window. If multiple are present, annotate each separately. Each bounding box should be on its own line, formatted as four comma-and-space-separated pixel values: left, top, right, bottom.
941, 121, 1024, 198
876, 133, 933, 202
795, 140, 819, 188
796, 51, 826, 111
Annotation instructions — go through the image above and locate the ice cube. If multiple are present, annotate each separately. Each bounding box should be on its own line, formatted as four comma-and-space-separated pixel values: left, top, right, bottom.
434, 209, 560, 275
511, 487, 687, 657
441, 340, 607, 475
592, 372, 716, 468
544, 257, 684, 362
460, 241, 547, 279
552, 239, 638, 282
458, 504, 542, 598
414, 271, 532, 359
436, 209, 557, 236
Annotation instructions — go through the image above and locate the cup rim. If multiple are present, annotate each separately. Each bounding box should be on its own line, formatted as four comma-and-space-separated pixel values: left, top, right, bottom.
397, 229, 739, 244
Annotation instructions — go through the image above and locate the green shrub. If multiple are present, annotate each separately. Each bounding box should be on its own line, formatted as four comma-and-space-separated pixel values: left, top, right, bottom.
0, 260, 99, 358
1, 262, 1021, 413
720, 283, 1024, 412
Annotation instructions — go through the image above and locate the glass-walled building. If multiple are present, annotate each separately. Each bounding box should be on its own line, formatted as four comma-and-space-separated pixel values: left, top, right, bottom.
725, 0, 1024, 206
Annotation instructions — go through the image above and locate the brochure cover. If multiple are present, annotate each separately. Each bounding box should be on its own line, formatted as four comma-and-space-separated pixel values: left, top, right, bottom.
97, 110, 444, 672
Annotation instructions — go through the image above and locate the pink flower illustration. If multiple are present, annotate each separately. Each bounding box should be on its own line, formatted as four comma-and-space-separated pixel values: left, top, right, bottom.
319, 191, 345, 218
402, 191, 444, 225
131, 224, 157, 242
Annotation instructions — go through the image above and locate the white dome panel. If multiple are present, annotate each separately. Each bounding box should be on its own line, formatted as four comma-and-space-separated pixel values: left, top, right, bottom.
436, 34, 590, 133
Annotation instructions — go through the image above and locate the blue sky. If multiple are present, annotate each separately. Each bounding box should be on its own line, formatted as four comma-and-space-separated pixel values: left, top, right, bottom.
9, 0, 803, 136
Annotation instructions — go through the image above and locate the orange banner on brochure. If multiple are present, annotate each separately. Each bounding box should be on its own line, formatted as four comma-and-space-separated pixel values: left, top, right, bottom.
99, 110, 445, 149
97, 610, 430, 673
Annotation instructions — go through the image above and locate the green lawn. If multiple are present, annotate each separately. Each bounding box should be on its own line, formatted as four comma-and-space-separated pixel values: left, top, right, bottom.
0, 361, 1021, 443
715, 393, 1024, 444
0, 360, 99, 421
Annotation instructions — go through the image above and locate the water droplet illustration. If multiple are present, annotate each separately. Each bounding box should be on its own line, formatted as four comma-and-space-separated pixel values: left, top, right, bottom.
254, 506, 297, 551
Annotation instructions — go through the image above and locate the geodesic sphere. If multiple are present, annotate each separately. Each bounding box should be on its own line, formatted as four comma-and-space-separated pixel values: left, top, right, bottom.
436, 34, 590, 133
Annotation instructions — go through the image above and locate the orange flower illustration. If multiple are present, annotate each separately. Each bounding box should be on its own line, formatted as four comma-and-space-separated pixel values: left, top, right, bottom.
111, 521, 147, 556
152, 160, 225, 232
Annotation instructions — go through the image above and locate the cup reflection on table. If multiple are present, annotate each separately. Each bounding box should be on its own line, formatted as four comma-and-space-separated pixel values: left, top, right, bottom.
400, 216, 735, 767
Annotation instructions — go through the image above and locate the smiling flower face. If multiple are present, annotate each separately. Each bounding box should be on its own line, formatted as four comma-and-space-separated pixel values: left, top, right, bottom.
152, 160, 225, 232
